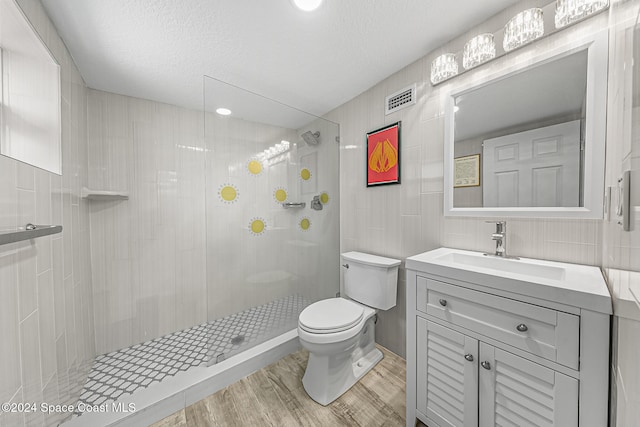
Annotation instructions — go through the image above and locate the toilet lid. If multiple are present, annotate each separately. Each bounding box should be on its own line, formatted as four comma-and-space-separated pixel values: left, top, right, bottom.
299, 298, 364, 334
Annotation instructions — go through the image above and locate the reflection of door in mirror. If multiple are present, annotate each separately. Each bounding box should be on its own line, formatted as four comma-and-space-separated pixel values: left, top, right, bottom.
452, 50, 588, 209
483, 121, 581, 207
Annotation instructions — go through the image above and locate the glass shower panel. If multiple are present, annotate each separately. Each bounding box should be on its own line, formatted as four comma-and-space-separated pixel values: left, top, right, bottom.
203, 76, 339, 364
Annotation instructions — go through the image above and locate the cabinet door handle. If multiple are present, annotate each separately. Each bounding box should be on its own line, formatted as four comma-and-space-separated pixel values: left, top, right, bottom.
439, 299, 447, 307
464, 354, 474, 362
481, 361, 491, 370
516, 323, 528, 332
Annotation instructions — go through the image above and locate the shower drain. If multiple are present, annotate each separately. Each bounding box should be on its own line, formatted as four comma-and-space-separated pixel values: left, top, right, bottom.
231, 335, 245, 345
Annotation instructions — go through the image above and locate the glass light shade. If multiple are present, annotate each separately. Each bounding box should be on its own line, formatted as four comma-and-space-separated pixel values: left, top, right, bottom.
430, 53, 459, 85
463, 33, 496, 70
555, 0, 608, 28
292, 0, 323, 11
503, 8, 545, 52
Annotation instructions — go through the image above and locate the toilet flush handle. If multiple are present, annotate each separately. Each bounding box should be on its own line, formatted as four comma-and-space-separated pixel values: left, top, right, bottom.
342, 263, 349, 269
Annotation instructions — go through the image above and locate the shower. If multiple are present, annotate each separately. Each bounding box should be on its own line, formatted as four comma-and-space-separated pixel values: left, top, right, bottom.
301, 130, 320, 145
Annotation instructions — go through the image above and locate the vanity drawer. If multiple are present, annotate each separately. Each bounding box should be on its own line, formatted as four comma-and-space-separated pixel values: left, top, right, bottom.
417, 277, 579, 370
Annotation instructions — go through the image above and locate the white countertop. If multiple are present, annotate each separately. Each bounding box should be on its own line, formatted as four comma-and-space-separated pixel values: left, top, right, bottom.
406, 247, 612, 314
605, 268, 640, 321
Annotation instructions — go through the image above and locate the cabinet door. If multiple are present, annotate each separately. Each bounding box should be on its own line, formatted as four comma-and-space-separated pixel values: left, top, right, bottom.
479, 343, 578, 427
417, 318, 478, 427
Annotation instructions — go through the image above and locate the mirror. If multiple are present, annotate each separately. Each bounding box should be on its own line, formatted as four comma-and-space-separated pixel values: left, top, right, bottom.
444, 30, 608, 218
0, 0, 61, 175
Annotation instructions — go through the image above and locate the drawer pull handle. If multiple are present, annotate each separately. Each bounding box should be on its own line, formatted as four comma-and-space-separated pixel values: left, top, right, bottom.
516, 323, 528, 332
439, 299, 447, 307
464, 354, 474, 362
481, 361, 491, 370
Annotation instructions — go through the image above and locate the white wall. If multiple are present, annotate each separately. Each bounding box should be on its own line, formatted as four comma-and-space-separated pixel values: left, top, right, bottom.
0, 0, 95, 425
87, 90, 207, 355
325, 2, 610, 357
87, 89, 341, 355
205, 113, 340, 322
602, 1, 640, 425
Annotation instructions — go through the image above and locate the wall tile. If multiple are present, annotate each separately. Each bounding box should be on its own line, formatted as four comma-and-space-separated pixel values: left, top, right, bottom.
0, 4, 94, 426
19, 312, 44, 426
325, 1, 625, 357
37, 270, 57, 385
0, 254, 21, 404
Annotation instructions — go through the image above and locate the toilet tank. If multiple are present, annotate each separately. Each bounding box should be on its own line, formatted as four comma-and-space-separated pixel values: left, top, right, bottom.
342, 252, 401, 310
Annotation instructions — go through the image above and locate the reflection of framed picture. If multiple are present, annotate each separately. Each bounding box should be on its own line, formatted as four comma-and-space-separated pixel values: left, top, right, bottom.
454, 154, 480, 187
366, 122, 401, 187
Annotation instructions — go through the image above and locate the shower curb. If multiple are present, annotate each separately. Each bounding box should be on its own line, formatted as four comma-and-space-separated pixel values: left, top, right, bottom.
61, 330, 301, 427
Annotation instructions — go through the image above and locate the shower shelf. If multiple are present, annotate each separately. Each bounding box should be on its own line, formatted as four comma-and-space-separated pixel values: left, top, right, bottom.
81, 187, 129, 200
0, 224, 63, 246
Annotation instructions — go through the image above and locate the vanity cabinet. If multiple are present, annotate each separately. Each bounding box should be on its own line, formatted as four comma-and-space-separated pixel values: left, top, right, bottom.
418, 318, 579, 427
406, 248, 612, 427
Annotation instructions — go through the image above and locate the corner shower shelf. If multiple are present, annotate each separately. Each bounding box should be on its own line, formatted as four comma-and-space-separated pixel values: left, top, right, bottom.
81, 187, 129, 200
0, 224, 63, 246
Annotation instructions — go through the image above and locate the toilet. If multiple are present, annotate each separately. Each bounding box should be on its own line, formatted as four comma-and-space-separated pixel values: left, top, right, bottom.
297, 251, 400, 405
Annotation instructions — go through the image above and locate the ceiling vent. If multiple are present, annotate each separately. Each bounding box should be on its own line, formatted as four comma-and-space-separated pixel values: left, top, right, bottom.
385, 84, 416, 115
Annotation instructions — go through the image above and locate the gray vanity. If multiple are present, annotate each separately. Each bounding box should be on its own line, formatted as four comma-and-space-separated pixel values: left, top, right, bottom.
405, 248, 611, 427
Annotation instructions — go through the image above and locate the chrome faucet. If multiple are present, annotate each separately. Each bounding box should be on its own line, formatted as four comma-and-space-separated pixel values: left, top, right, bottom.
486, 221, 510, 258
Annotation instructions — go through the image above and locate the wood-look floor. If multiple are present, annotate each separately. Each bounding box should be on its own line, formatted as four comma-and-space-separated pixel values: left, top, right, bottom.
151, 345, 412, 427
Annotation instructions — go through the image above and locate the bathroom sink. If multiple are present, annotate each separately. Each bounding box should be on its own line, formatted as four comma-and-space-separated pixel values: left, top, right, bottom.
406, 247, 612, 314
433, 252, 566, 280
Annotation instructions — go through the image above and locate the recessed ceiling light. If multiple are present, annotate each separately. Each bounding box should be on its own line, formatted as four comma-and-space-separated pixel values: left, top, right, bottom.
216, 108, 232, 116
292, 0, 323, 12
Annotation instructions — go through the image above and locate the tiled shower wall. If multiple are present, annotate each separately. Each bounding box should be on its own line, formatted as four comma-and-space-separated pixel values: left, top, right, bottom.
205, 111, 340, 323
87, 88, 341, 355
325, 0, 613, 358
0, 0, 95, 426
87, 90, 207, 355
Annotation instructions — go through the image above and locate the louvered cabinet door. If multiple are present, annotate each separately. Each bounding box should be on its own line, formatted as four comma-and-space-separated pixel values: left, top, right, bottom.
417, 318, 478, 427
479, 343, 578, 427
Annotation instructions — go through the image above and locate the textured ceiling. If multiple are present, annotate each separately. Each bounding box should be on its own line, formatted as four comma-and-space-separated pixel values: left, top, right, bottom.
41, 0, 521, 121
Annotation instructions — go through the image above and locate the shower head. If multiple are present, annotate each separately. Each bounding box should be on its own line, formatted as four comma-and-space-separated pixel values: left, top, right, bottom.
301, 131, 320, 145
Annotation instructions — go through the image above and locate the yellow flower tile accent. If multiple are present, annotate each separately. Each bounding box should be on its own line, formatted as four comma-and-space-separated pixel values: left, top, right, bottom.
300, 168, 311, 181
249, 217, 266, 235
247, 159, 263, 175
320, 192, 329, 204
300, 217, 311, 231
274, 188, 288, 203
218, 184, 239, 204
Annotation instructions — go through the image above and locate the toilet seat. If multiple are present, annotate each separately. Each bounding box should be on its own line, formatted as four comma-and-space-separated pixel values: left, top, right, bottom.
299, 298, 364, 334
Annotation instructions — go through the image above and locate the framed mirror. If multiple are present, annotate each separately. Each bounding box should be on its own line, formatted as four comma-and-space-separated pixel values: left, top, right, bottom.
0, 0, 61, 175
444, 30, 608, 218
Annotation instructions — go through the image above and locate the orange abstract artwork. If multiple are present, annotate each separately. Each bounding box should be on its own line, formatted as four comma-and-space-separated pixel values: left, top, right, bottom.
368, 139, 398, 173
366, 122, 401, 186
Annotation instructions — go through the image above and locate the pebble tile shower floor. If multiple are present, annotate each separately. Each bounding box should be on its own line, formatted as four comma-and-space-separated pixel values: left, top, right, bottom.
76, 294, 309, 414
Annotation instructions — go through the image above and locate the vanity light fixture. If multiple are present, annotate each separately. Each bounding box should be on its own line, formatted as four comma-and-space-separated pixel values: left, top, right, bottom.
292, 0, 323, 12
430, 53, 458, 85
503, 8, 545, 52
555, 0, 609, 28
428, 0, 608, 86
463, 33, 496, 70
215, 107, 232, 116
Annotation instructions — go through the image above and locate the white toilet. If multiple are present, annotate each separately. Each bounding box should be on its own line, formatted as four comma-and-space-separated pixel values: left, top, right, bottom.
297, 251, 400, 405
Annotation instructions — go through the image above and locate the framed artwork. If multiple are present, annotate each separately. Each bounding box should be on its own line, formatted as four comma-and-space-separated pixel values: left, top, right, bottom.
453, 154, 480, 187
366, 122, 401, 187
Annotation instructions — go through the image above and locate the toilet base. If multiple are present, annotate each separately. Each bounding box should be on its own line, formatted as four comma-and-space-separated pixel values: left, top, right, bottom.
301, 316, 382, 406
